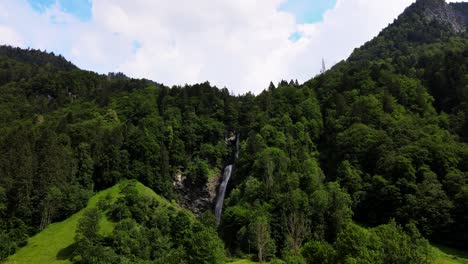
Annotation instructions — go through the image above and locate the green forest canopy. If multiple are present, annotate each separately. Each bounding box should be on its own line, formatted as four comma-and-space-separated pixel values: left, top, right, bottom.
0, 0, 467, 263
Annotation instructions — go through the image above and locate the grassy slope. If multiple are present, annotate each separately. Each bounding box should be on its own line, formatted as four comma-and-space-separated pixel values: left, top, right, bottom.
433, 244, 468, 264
6, 180, 467, 264
227, 244, 468, 264
6, 180, 165, 264
227, 260, 264, 264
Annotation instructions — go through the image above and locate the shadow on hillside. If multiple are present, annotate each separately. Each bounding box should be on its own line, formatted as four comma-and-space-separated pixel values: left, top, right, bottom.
433, 243, 468, 264
56, 243, 77, 260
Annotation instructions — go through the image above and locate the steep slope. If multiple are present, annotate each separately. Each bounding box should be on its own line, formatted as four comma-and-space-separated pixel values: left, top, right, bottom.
0, 45, 76, 72
406, 0, 467, 32
308, 0, 468, 248
6, 180, 177, 264
0, 0, 467, 263
0, 45, 76, 89
348, 0, 467, 65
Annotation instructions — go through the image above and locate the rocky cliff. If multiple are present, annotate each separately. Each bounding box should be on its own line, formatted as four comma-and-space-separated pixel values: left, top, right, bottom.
174, 171, 220, 217
404, 0, 467, 32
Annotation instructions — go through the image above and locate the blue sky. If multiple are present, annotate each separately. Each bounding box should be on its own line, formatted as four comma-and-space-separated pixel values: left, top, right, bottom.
1, 0, 423, 94
280, 0, 337, 24
24, 0, 339, 44
25, 0, 337, 44
27, 0, 92, 21
26, 0, 337, 24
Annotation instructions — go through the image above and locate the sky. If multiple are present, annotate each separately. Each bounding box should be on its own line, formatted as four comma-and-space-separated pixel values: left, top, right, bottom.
0, 0, 463, 94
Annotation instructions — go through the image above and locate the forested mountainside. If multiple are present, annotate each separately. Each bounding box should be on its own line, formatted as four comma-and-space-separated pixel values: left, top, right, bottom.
0, 0, 467, 263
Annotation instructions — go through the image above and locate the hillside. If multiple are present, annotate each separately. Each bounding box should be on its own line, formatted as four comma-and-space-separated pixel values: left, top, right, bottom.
0, 0, 467, 263
6, 180, 223, 264
6, 180, 175, 264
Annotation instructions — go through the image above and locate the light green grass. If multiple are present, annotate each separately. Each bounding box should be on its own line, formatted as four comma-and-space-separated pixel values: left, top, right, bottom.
208, 167, 221, 181
8, 180, 466, 264
226, 258, 270, 264
433, 244, 468, 264
6, 180, 163, 264
227, 245, 468, 264
227, 260, 259, 264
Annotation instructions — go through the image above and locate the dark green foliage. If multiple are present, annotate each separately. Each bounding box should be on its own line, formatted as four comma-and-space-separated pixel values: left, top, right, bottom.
0, 218, 29, 260
72, 182, 225, 264
76, 208, 101, 242
301, 241, 336, 264
1, 1, 467, 262
334, 221, 433, 264
186, 224, 225, 264
186, 157, 210, 186
0, 50, 235, 261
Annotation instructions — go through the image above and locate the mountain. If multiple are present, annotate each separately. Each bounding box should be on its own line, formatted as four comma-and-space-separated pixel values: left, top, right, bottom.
408, 0, 467, 32
0, 46, 76, 89
349, 0, 467, 64
0, 0, 467, 263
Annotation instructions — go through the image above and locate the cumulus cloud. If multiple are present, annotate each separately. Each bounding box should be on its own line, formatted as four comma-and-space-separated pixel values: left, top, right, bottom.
0, 0, 462, 94
0, 25, 24, 47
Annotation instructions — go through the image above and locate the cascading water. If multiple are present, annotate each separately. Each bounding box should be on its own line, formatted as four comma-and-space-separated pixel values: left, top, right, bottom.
215, 165, 232, 224
214, 134, 240, 225
235, 133, 240, 159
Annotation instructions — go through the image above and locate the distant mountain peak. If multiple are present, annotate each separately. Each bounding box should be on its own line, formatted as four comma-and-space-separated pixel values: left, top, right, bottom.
404, 0, 468, 32
415, 0, 445, 7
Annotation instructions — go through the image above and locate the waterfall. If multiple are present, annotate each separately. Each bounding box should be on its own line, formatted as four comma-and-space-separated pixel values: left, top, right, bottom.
235, 133, 240, 159
215, 164, 233, 224
215, 134, 240, 225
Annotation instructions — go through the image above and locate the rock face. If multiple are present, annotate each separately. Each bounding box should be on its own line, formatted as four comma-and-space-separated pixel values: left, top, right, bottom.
405, 0, 468, 32
174, 132, 239, 217
174, 171, 220, 217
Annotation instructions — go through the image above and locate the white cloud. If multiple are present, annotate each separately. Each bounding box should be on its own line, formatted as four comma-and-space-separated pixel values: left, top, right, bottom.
283, 0, 419, 83
0, 0, 463, 94
0, 25, 24, 47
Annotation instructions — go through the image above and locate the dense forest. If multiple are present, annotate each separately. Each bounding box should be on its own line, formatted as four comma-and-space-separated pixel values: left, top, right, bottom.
0, 0, 467, 263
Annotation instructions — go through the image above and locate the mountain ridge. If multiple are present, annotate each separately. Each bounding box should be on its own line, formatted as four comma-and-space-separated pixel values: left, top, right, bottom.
0, 0, 467, 263
404, 0, 468, 32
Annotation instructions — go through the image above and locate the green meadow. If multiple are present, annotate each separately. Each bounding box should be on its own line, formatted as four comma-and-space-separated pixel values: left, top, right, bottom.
7, 180, 164, 264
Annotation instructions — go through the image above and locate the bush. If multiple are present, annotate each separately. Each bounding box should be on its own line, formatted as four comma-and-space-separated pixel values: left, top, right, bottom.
301, 240, 336, 264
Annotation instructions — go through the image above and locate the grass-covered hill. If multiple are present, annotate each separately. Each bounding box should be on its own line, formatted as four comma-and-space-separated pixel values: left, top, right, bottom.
7, 181, 125, 264
7, 180, 223, 264
0, 0, 467, 263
